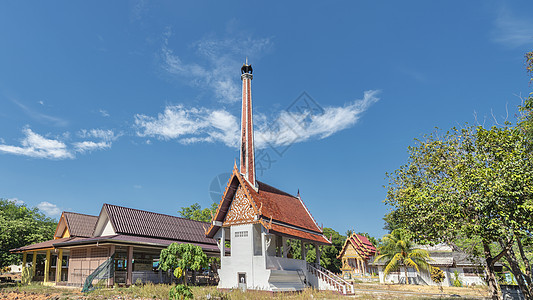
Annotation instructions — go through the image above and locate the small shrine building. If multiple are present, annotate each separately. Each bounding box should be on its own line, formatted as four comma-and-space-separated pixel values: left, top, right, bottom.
337, 233, 378, 279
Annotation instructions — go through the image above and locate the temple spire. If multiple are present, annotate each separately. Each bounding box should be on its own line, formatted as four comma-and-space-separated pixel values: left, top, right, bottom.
240, 59, 255, 185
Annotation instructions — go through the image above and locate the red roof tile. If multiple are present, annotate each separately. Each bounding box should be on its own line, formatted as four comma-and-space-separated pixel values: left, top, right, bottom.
337, 233, 377, 260
207, 168, 330, 245
269, 223, 330, 244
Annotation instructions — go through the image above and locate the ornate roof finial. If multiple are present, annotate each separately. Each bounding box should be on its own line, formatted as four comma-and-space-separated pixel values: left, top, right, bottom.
241, 58, 253, 74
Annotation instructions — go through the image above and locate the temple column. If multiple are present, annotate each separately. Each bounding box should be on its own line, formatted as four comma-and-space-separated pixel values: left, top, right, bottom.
44, 250, 50, 283
220, 228, 226, 259
126, 246, 133, 285
32, 251, 37, 277
55, 249, 63, 283
282, 237, 287, 258
301, 241, 306, 261
314, 243, 320, 264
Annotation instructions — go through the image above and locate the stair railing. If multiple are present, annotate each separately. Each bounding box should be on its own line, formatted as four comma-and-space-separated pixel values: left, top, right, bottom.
307, 263, 348, 294
311, 263, 354, 294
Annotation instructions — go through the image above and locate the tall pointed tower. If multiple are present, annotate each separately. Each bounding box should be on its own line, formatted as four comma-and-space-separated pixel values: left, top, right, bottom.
240, 59, 255, 185
206, 62, 334, 293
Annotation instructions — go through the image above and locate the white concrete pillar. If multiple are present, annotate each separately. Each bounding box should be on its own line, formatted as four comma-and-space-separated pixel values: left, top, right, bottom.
301, 241, 306, 261
315, 243, 320, 264
220, 228, 226, 259
282, 237, 287, 258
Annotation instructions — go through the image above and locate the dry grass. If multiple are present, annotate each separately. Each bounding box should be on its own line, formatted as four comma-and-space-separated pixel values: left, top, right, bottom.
0, 282, 490, 299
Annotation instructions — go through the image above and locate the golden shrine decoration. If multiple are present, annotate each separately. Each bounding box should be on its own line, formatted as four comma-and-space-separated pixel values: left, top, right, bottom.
224, 185, 256, 225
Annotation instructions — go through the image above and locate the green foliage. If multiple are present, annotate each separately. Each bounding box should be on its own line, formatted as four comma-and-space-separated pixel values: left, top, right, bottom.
288, 227, 345, 273
178, 202, 218, 222
0, 199, 56, 267
375, 229, 431, 285
21, 266, 34, 285
430, 266, 445, 284
452, 270, 462, 287
169, 284, 193, 300
159, 243, 208, 286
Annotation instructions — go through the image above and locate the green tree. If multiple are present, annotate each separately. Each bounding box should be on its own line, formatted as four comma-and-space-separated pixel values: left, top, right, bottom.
288, 227, 345, 273
374, 229, 430, 285
385, 125, 533, 299
178, 203, 218, 222
0, 199, 56, 267
159, 243, 208, 286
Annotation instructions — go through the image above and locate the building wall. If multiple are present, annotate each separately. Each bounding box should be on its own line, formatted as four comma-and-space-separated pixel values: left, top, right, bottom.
67, 246, 111, 286
377, 266, 485, 287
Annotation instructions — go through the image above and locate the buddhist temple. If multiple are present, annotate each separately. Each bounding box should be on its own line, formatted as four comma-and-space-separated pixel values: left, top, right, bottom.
206, 61, 353, 293
337, 233, 378, 279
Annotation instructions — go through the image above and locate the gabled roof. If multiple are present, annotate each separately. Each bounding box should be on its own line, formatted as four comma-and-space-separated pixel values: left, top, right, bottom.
206, 166, 330, 245
102, 203, 216, 246
63, 212, 98, 237
338, 233, 377, 260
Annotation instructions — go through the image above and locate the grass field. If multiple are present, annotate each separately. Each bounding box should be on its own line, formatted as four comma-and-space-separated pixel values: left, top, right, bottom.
0, 282, 490, 299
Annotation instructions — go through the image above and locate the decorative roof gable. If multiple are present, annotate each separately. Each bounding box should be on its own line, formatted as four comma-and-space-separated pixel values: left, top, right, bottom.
206, 165, 330, 245
338, 233, 377, 260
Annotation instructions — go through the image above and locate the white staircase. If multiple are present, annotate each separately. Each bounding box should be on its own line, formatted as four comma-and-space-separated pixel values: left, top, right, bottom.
307, 263, 354, 295
268, 270, 307, 291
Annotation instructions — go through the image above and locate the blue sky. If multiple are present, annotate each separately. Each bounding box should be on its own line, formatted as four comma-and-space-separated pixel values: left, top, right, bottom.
1, 1, 532, 238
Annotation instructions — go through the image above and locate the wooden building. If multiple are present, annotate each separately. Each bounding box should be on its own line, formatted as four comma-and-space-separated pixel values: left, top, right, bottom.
11, 204, 219, 286
337, 233, 377, 279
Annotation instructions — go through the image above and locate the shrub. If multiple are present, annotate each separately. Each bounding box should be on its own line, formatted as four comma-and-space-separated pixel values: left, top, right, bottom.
169, 284, 193, 300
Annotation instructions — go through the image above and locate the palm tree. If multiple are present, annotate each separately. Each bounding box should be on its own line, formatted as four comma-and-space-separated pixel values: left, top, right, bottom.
375, 229, 431, 285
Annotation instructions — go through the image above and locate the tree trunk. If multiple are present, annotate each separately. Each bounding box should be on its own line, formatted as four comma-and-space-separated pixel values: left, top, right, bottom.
502, 244, 531, 300
404, 265, 409, 285
516, 237, 533, 297
483, 241, 501, 300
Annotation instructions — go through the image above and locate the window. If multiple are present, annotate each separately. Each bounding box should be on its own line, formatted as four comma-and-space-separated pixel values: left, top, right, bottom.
235, 231, 248, 238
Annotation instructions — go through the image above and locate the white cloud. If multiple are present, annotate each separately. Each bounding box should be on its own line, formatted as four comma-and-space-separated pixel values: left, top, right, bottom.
73, 141, 111, 153
134, 90, 380, 148
492, 7, 533, 48
99, 109, 110, 117
74, 129, 120, 153
135, 105, 239, 146
0, 127, 120, 159
160, 28, 272, 103
7, 198, 24, 205
0, 128, 74, 159
37, 201, 61, 217
38, 101, 44, 106
255, 90, 380, 148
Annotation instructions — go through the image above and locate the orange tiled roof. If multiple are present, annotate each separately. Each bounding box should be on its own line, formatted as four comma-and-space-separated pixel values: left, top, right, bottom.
337, 233, 377, 260
206, 166, 330, 245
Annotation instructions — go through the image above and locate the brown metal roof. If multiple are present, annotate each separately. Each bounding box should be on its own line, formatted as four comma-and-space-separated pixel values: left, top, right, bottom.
9, 237, 84, 252
53, 234, 221, 253
104, 204, 216, 246
63, 212, 98, 237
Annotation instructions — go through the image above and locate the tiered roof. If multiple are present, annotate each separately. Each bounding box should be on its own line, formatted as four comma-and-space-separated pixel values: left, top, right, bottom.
338, 233, 377, 260
206, 165, 330, 245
